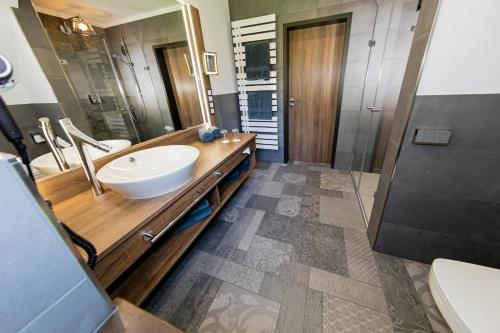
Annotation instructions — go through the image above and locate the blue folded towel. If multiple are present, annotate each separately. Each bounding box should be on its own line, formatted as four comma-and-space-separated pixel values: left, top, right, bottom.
224, 169, 241, 183
175, 207, 212, 233
189, 199, 210, 216
247, 91, 273, 120
238, 158, 250, 172
198, 128, 214, 143
245, 41, 270, 80
207, 126, 221, 139
175, 199, 212, 233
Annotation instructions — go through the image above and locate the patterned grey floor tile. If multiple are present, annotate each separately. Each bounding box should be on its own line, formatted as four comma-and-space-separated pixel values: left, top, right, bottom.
230, 180, 258, 207
194, 219, 232, 255
374, 253, 433, 331
273, 164, 309, 181
310, 267, 388, 314
146, 161, 438, 333
283, 183, 343, 198
404, 260, 452, 333
198, 250, 264, 294
276, 194, 302, 217
389, 303, 434, 333
344, 229, 382, 286
299, 192, 320, 222
230, 248, 247, 264
257, 213, 348, 276
258, 180, 285, 198
237, 209, 265, 251
276, 281, 307, 333
243, 235, 296, 274
306, 170, 322, 187
304, 288, 323, 333
264, 163, 281, 180
217, 205, 245, 223
212, 208, 258, 258
246, 194, 280, 213
144, 250, 204, 320
198, 282, 280, 333
278, 261, 311, 286
320, 170, 355, 192
282, 172, 307, 185
249, 169, 270, 180
259, 273, 286, 303
323, 294, 393, 333
169, 272, 223, 333
256, 160, 272, 170
319, 195, 366, 231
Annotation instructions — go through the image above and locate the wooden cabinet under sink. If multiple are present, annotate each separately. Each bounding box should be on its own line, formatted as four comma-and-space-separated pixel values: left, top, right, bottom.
37, 126, 256, 305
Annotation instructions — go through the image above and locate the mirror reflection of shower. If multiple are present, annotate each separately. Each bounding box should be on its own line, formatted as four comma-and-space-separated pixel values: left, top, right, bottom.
111, 37, 149, 125
102, 38, 142, 142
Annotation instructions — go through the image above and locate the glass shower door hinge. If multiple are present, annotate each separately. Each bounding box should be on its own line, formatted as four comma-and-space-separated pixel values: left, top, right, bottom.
368, 40, 376, 47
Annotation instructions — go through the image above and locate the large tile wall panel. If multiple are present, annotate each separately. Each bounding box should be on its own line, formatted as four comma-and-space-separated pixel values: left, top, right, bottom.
375, 94, 500, 268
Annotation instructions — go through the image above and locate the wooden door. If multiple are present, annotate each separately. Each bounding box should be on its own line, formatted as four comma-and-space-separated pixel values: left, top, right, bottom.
163, 43, 203, 128
288, 22, 346, 163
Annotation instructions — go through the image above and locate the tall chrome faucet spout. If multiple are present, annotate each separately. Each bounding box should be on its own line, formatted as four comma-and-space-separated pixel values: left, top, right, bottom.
39, 117, 69, 172
59, 118, 112, 196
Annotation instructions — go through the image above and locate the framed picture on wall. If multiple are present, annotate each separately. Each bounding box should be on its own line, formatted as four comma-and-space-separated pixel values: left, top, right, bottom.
203, 52, 218, 75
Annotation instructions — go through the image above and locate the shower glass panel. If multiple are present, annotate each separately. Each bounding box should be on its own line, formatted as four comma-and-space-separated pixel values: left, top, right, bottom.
36, 13, 144, 143
349, 0, 380, 199
352, 0, 420, 221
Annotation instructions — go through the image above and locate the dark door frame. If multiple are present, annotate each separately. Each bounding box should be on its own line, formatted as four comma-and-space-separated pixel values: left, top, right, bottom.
153, 41, 189, 131
283, 13, 352, 168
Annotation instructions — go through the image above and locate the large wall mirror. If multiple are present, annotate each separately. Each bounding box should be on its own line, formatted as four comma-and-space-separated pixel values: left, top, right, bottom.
0, 0, 212, 178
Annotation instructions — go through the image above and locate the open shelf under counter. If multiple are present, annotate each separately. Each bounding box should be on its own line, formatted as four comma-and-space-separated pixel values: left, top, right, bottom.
109, 152, 256, 304
42, 126, 256, 304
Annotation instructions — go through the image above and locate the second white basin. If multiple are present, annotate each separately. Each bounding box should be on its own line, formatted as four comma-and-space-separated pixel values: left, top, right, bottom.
96, 145, 199, 199
31, 139, 131, 176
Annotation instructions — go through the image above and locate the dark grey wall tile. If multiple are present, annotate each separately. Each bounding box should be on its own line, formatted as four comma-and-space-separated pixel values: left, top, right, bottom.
488, 248, 500, 268
455, 151, 500, 203
391, 145, 463, 196
383, 189, 467, 236
374, 222, 497, 266
377, 94, 500, 268
463, 200, 500, 244
408, 94, 500, 152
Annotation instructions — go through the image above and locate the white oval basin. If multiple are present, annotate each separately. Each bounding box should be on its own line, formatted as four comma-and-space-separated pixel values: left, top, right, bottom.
31, 139, 131, 176
96, 145, 199, 199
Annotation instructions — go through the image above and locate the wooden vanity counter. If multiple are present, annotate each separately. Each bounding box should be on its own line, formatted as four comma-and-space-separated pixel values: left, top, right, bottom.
39, 127, 256, 304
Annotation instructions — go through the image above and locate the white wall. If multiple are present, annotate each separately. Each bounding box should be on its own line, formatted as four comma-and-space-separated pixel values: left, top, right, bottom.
417, 0, 500, 95
0, 1, 57, 104
185, 0, 237, 95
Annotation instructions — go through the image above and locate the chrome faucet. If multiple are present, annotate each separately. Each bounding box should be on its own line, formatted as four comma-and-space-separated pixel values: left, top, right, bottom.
39, 117, 69, 172
59, 118, 112, 196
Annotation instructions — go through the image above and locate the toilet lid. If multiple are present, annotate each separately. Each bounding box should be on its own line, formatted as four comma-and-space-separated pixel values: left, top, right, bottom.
429, 259, 500, 333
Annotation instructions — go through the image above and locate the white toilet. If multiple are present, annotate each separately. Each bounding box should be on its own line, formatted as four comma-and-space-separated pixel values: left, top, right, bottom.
429, 259, 500, 333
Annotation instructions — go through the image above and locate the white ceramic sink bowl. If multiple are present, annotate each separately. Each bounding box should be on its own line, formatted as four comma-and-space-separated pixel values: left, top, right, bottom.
96, 145, 199, 199
31, 139, 131, 176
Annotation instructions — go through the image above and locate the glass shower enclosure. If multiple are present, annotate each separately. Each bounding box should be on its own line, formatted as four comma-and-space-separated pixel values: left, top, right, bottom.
350, 0, 420, 223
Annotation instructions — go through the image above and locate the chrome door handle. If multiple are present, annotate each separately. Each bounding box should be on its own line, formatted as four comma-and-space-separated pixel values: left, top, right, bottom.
288, 98, 301, 107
